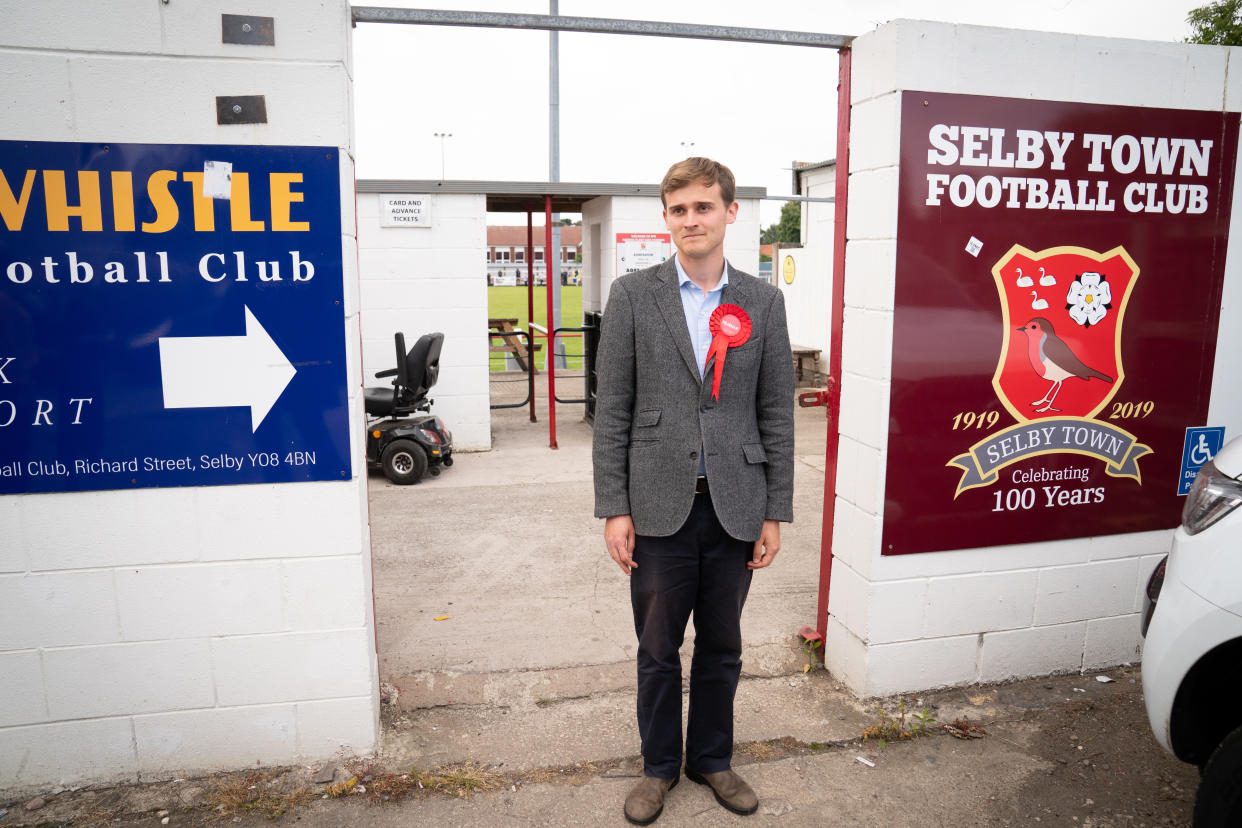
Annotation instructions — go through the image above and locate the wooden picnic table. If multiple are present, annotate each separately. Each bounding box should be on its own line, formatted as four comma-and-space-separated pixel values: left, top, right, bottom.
489, 317, 541, 372
790, 344, 821, 383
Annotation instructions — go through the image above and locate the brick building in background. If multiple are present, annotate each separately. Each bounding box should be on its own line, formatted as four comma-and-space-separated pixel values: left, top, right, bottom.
487, 225, 582, 285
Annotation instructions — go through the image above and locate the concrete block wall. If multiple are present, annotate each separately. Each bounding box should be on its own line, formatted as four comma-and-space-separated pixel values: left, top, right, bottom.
0, 1, 377, 795
828, 20, 1242, 697
356, 192, 491, 450
583, 194, 761, 315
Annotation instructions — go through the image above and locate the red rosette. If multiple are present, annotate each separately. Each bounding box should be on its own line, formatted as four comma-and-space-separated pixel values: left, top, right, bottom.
704, 304, 752, 400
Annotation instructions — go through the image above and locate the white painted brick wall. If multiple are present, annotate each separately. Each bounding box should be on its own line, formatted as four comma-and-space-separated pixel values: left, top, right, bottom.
1084, 614, 1144, 670
0, 572, 121, 649
848, 94, 901, 175
134, 706, 297, 775
924, 571, 1038, 637
116, 563, 284, 640
842, 240, 896, 312
0, 719, 139, 792
824, 616, 866, 693
282, 557, 367, 631
839, 308, 893, 382
0, 651, 47, 728
866, 634, 978, 696
213, 629, 373, 706
829, 498, 878, 579
867, 578, 929, 645
979, 622, 1087, 682
825, 21, 1242, 698
845, 167, 899, 241
295, 697, 376, 756
43, 640, 215, 719
1034, 559, 1140, 626
0, 0, 377, 796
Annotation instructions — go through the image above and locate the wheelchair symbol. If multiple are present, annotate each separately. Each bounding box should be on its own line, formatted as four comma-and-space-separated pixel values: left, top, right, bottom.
1189, 434, 1214, 466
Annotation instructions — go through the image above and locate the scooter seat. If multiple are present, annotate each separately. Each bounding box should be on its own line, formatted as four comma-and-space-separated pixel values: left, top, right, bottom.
365, 387, 399, 417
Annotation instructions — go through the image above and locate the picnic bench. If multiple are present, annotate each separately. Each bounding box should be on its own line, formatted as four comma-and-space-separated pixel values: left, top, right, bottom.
489, 317, 542, 372
791, 344, 821, 383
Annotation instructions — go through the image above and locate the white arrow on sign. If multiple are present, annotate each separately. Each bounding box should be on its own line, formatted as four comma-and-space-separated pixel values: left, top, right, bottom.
158, 305, 296, 433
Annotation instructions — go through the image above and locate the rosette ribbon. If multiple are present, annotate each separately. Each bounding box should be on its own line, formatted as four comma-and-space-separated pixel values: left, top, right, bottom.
704, 304, 752, 400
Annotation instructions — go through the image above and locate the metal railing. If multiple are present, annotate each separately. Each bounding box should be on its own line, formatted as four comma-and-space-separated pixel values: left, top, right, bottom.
550, 325, 592, 404
487, 328, 536, 410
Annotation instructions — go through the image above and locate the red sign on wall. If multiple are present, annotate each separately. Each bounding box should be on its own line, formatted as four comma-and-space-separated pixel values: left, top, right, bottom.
883, 91, 1238, 555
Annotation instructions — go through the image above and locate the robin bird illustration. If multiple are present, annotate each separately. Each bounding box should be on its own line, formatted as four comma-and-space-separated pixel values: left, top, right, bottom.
1017, 317, 1113, 413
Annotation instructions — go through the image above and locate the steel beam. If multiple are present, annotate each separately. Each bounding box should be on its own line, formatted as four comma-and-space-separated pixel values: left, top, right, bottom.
350, 7, 852, 49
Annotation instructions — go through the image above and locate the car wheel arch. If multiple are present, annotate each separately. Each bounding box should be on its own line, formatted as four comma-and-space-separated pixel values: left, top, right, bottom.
1170, 636, 1242, 766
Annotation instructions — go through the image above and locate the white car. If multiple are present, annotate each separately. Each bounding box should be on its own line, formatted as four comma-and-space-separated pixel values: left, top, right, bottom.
1142, 434, 1242, 826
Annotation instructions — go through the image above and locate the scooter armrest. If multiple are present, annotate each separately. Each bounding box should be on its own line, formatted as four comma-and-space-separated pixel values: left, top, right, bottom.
375, 368, 397, 378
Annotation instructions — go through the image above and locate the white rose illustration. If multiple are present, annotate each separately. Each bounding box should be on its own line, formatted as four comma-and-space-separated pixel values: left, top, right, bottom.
1066, 272, 1112, 327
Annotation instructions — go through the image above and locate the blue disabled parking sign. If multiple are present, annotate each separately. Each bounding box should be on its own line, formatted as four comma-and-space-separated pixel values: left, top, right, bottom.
1179, 426, 1226, 496
0, 140, 351, 494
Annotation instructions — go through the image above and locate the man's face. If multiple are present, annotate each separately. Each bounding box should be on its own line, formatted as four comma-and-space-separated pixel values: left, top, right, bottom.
662, 180, 738, 262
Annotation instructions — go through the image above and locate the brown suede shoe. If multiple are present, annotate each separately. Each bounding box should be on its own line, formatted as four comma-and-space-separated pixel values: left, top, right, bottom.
623, 774, 679, 825
685, 767, 759, 815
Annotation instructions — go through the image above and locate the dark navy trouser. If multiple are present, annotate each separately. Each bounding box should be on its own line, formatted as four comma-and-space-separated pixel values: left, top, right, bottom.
630, 491, 753, 779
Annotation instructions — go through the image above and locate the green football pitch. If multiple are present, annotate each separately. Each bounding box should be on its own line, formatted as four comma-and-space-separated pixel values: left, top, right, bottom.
488, 286, 585, 370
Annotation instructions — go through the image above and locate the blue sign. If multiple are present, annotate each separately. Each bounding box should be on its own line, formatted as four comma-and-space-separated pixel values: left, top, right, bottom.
1179, 426, 1226, 495
0, 140, 350, 494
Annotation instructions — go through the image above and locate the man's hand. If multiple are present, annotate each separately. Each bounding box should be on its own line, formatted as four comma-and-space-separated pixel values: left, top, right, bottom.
605, 514, 637, 575
749, 520, 780, 570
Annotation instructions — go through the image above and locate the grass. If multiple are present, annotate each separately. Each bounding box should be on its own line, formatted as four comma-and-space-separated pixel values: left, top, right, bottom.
207, 770, 312, 820
326, 762, 505, 803
488, 285, 584, 371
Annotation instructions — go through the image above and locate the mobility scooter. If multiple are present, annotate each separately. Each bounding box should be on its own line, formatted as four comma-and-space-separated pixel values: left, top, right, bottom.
364, 331, 454, 484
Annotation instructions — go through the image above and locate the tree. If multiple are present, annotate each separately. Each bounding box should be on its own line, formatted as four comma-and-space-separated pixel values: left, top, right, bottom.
760, 201, 801, 245
1187, 0, 1242, 45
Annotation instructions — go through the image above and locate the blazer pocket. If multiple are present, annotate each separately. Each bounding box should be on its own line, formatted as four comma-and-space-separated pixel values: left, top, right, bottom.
728, 338, 762, 354
635, 408, 661, 427
743, 443, 767, 464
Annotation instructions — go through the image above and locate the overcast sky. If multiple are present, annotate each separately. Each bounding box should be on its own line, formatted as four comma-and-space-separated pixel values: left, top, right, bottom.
352, 0, 1203, 225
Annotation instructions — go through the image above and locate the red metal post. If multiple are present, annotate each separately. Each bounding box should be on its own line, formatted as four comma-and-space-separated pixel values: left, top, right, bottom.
545, 196, 558, 449
527, 210, 537, 422
817, 47, 851, 642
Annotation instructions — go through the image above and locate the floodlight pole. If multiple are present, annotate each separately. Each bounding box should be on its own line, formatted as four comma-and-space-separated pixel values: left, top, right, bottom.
548, 0, 564, 379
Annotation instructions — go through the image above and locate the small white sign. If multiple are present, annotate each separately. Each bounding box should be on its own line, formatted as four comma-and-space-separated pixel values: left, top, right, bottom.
202, 161, 232, 199
381, 194, 432, 228
965, 236, 983, 257
617, 232, 671, 276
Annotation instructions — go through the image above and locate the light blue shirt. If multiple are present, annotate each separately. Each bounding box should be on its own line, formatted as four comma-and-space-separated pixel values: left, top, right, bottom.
675, 255, 729, 380
675, 255, 729, 476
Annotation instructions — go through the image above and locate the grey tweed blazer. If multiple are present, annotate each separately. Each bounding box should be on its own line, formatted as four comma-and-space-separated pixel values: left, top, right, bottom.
592, 258, 795, 542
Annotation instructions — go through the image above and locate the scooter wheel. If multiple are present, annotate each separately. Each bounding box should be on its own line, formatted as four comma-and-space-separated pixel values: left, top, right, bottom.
442, 456, 454, 467
381, 439, 428, 485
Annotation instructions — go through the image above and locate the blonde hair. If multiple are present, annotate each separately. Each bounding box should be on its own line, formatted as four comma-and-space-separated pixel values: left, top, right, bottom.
660, 157, 736, 207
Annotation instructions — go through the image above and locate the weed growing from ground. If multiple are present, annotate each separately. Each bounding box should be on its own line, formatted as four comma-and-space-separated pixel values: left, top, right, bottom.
206, 771, 311, 820
861, 698, 937, 748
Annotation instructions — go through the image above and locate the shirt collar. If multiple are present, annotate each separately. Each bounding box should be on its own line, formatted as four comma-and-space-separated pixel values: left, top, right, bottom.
674, 255, 729, 292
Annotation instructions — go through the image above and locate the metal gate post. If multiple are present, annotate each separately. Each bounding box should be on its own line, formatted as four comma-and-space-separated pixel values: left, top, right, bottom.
526, 210, 537, 421
817, 47, 851, 642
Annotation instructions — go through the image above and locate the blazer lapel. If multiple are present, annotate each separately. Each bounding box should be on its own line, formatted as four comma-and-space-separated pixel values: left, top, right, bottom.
718, 266, 752, 313
652, 258, 702, 381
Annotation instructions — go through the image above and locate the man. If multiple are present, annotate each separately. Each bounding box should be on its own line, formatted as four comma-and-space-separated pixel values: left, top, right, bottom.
592, 157, 795, 825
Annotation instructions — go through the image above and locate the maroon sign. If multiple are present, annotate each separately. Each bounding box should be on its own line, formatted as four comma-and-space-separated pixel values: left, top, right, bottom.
883, 91, 1238, 555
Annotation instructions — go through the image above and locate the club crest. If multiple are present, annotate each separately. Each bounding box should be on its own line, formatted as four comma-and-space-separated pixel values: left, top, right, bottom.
992, 245, 1137, 421
948, 244, 1150, 496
